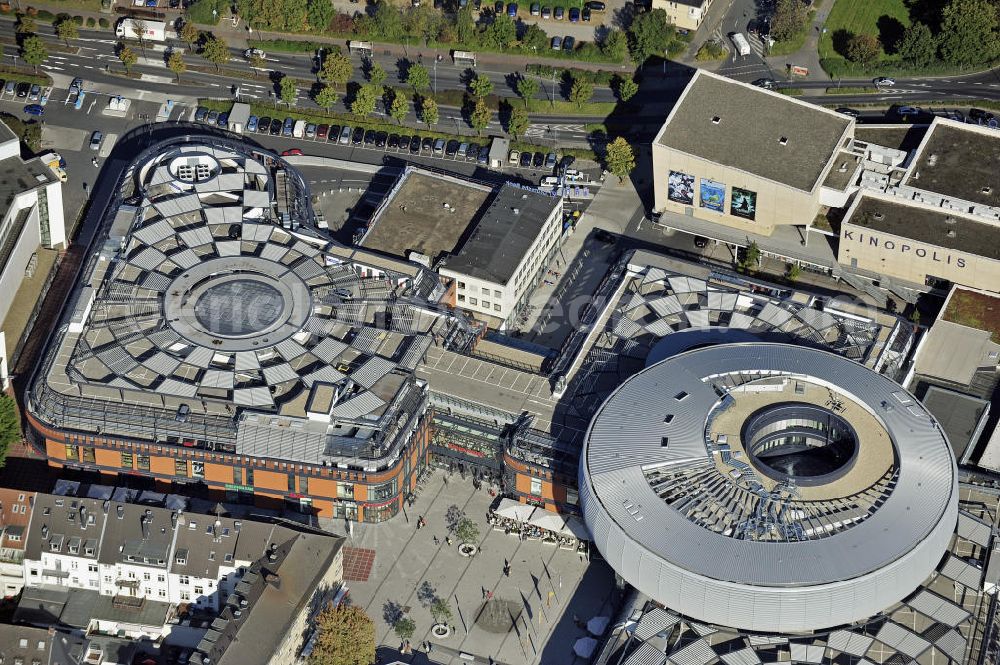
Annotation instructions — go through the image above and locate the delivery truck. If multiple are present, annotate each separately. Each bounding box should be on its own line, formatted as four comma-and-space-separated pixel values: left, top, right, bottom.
116, 18, 167, 42
729, 32, 751, 57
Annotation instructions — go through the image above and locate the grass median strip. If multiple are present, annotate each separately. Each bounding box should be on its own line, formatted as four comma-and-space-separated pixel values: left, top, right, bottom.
824, 86, 878, 95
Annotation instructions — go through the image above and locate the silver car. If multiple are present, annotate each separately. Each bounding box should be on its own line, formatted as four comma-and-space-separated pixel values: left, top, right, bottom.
339, 125, 352, 144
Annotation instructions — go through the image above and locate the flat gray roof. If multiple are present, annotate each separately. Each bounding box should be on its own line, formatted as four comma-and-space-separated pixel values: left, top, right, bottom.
361, 168, 492, 261
853, 125, 927, 153
845, 194, 1000, 260
444, 183, 561, 284
657, 71, 850, 191
920, 385, 988, 461
906, 121, 1000, 207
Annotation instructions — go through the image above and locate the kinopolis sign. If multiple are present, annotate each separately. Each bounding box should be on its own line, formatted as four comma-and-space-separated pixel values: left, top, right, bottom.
842, 227, 968, 268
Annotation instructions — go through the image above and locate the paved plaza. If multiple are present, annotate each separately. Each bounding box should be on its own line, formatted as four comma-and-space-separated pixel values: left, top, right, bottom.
339, 468, 618, 664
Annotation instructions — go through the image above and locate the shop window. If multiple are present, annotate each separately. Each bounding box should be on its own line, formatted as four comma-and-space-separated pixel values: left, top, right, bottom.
367, 501, 399, 523
120, 452, 133, 468
370, 479, 397, 501
246, 468, 254, 485
82, 448, 96, 464
174, 460, 188, 477
192, 461, 205, 479
566, 488, 579, 505
530, 477, 542, 496
65, 445, 78, 460
137, 455, 150, 471
288, 475, 296, 492
337, 483, 355, 499
300, 475, 308, 494
233, 467, 242, 485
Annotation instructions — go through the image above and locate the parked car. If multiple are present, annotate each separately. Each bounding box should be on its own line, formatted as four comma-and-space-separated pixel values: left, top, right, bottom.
563, 35, 575, 50
257, 116, 270, 133
545, 152, 557, 168
352, 127, 365, 144
363, 129, 376, 145
520, 151, 533, 167
582, 7, 591, 20
207, 109, 219, 124
530, 2, 540, 14
751, 78, 776, 89
4, 81, 16, 96
317, 124, 329, 140
896, 105, 921, 116
434, 138, 446, 154
587, 0, 605, 9
478, 145, 490, 163
28, 84, 40, 101
541, 5, 550, 17
507, 1, 518, 15
244, 115, 256, 132
23, 104, 44, 116
693, 235, 709, 249
554, 5, 564, 18
873, 76, 895, 87
532, 151, 544, 167
559, 155, 576, 170
494, 0, 504, 12
244, 48, 265, 59
569, 7, 579, 21
305, 123, 317, 138
269, 118, 282, 135
89, 130, 103, 150
410, 136, 422, 152
15, 82, 29, 98
195, 106, 209, 122
340, 125, 353, 144
446, 139, 460, 156
457, 142, 469, 158
423, 137, 435, 152
375, 131, 388, 147
466, 142, 479, 160
282, 117, 294, 136
282, 148, 304, 156
551, 36, 562, 49
835, 107, 860, 118
509, 149, 520, 164
388, 133, 400, 148
217, 112, 229, 127
969, 108, 994, 122
70, 77, 83, 93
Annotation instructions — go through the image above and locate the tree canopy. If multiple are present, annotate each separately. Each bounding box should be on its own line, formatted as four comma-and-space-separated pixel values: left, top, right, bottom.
421, 97, 439, 128
515, 76, 539, 107
770, 0, 807, 42
351, 83, 379, 117
470, 97, 491, 135
938, 0, 1000, 66
605, 136, 636, 184
897, 22, 936, 68
470, 73, 493, 99
627, 9, 676, 62
845, 33, 881, 65
320, 53, 353, 86
280, 75, 298, 105
307, 605, 375, 665
167, 51, 186, 82
202, 35, 230, 71
569, 77, 594, 108
315, 85, 338, 110
506, 105, 528, 138
406, 63, 430, 92
21, 36, 48, 72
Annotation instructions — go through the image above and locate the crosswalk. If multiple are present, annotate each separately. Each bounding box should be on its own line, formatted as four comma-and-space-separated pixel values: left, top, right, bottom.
525, 123, 585, 137
710, 28, 769, 59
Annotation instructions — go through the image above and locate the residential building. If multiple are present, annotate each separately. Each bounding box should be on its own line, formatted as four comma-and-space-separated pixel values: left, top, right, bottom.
0, 118, 66, 389
651, 0, 713, 31
0, 623, 89, 665
0, 488, 32, 597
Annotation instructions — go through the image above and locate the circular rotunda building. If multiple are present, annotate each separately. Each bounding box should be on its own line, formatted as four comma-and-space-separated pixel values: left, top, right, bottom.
579, 343, 958, 634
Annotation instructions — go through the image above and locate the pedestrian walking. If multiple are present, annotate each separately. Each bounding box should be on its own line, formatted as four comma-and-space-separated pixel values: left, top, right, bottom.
446, 536, 453, 546
433, 535, 439, 545
427, 641, 434, 652
482, 587, 487, 599
486, 590, 494, 601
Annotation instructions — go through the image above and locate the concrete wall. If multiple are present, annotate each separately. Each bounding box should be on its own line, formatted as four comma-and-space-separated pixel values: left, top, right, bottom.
652, 144, 823, 235
0, 197, 41, 326
43, 181, 67, 249
651, 0, 711, 30
838, 222, 1000, 290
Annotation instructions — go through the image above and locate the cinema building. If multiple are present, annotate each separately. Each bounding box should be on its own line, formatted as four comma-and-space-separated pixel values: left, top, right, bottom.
25, 137, 480, 522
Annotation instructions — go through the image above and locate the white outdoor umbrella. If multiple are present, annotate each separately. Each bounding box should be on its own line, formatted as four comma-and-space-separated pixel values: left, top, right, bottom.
574, 636, 599, 658
587, 615, 610, 636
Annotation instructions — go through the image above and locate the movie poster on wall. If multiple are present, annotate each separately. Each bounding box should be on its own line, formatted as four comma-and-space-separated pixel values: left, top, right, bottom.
730, 187, 758, 220
668, 170, 695, 205
700, 179, 725, 212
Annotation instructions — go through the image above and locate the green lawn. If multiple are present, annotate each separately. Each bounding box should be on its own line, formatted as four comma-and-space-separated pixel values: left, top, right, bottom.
818, 0, 910, 61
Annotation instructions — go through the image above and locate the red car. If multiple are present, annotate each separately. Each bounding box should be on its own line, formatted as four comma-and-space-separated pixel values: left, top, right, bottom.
281, 148, 303, 156
317, 124, 329, 140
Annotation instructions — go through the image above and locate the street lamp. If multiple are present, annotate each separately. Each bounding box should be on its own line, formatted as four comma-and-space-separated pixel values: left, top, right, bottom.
433, 57, 437, 95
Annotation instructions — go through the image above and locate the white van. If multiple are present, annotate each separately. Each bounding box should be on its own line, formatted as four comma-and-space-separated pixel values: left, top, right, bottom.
292, 119, 306, 138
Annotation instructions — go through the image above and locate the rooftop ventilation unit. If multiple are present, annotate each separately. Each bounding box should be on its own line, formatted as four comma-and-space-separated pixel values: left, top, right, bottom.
711, 116, 721, 124
778, 137, 788, 146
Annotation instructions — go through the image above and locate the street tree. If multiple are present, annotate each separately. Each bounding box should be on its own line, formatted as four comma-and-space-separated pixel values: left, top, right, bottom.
390, 92, 409, 124
939, 0, 1000, 67
569, 77, 594, 109
470, 73, 493, 99
308, 605, 375, 665
605, 136, 635, 184
602, 27, 628, 62
308, 0, 335, 31
515, 75, 539, 108
404, 4, 440, 44
56, 18, 78, 48
367, 61, 387, 86
787, 263, 801, 282
351, 83, 379, 117
0, 395, 19, 468
167, 50, 186, 82
321, 52, 353, 86
521, 24, 548, 52
280, 75, 297, 105
117, 43, 137, 74
845, 33, 881, 66
406, 63, 430, 93
421, 97, 439, 128
628, 9, 675, 62
770, 0, 807, 42
16, 15, 36, 35
616, 76, 638, 102
897, 22, 936, 68
315, 85, 338, 111
203, 35, 230, 72
507, 105, 528, 138
372, 0, 404, 40
456, 5, 476, 44
132, 19, 149, 57
483, 14, 516, 50
455, 517, 480, 544
470, 97, 491, 135
394, 617, 416, 641
249, 52, 266, 77
180, 20, 200, 49
430, 598, 453, 626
